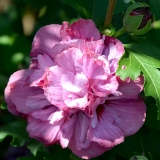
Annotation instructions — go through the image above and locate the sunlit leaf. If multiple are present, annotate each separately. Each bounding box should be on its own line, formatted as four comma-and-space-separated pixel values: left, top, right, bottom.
117, 43, 160, 119
27, 139, 46, 156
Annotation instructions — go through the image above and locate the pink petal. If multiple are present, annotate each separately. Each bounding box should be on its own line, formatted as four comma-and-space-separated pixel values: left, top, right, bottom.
25, 69, 44, 87
105, 98, 146, 136
61, 19, 101, 41
103, 36, 124, 73
85, 96, 105, 117
31, 106, 57, 121
28, 109, 77, 148
4, 70, 32, 115
92, 75, 118, 97
74, 112, 90, 150
10, 80, 47, 114
58, 114, 77, 148
69, 136, 108, 159
44, 66, 64, 108
27, 116, 64, 145
26, 54, 54, 87
52, 39, 85, 59
55, 48, 83, 74
44, 66, 88, 110
88, 105, 124, 148
37, 54, 54, 70
48, 110, 64, 124
25, 92, 51, 111
30, 24, 61, 58
82, 54, 109, 80
61, 72, 87, 93
111, 76, 144, 100
85, 40, 104, 55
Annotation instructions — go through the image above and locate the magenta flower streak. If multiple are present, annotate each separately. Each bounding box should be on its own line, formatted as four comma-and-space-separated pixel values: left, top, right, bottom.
5, 19, 146, 159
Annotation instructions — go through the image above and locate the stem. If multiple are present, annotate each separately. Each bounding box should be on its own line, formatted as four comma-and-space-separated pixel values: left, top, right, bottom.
113, 27, 126, 37
103, 0, 117, 30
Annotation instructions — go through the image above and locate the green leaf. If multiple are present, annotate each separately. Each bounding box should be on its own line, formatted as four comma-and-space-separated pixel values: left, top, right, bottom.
0, 121, 28, 146
27, 139, 46, 156
0, 120, 48, 157
113, 127, 160, 160
148, 0, 160, 20
61, 0, 131, 26
116, 43, 160, 119
130, 155, 148, 160
0, 102, 7, 110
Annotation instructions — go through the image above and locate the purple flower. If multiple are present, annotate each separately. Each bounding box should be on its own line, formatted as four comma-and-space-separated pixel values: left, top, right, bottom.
5, 19, 146, 159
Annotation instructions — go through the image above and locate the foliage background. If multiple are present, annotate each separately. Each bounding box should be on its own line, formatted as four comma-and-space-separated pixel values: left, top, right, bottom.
1, 0, 160, 160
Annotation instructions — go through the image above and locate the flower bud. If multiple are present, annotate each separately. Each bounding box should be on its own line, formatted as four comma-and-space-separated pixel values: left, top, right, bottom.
123, 2, 153, 35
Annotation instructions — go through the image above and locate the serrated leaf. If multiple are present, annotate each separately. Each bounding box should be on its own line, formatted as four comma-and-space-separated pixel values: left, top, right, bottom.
0, 121, 28, 146
116, 43, 160, 119
61, 0, 131, 26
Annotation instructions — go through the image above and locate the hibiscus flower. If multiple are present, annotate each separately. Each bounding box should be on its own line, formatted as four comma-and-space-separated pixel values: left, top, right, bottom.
5, 18, 146, 159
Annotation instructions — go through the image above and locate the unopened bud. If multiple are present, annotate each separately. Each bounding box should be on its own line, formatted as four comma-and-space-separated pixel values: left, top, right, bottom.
123, 3, 154, 35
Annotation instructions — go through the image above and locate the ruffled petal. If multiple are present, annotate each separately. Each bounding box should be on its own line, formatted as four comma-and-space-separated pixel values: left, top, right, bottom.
92, 75, 118, 97
61, 19, 101, 41
26, 54, 54, 87
85, 40, 104, 55
55, 48, 83, 73
44, 66, 88, 110
103, 36, 124, 73
52, 39, 85, 59
44, 66, 64, 108
82, 54, 109, 80
110, 76, 144, 100
30, 24, 61, 58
